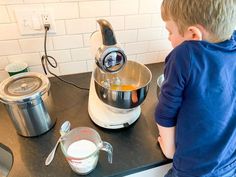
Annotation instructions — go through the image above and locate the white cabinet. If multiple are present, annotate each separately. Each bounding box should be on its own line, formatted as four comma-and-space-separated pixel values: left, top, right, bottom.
124, 163, 172, 177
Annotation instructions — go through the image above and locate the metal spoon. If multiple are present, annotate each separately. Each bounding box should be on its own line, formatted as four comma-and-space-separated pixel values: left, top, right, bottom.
45, 121, 71, 166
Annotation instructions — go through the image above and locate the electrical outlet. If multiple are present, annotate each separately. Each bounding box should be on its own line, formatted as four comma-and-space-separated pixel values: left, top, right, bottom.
41, 12, 56, 33
42, 13, 51, 25
15, 10, 56, 35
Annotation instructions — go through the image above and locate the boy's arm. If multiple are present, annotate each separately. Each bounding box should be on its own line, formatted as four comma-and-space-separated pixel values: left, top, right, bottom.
157, 123, 176, 159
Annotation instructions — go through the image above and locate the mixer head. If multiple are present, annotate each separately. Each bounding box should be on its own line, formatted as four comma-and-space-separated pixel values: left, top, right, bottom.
90, 19, 127, 73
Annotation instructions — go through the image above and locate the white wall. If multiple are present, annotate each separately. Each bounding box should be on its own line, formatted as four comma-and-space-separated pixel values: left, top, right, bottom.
0, 0, 172, 81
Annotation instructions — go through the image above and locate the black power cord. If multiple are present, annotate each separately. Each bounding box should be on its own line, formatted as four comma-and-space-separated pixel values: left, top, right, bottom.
41, 24, 89, 91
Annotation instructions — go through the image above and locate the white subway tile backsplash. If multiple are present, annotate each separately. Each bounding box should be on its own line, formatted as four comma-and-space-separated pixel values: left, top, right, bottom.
136, 53, 144, 63
111, 0, 139, 16
44, 3, 79, 20
83, 33, 92, 47
148, 39, 172, 52
125, 42, 149, 55
0, 40, 21, 56
87, 59, 95, 72
127, 55, 137, 61
157, 51, 169, 62
40, 50, 71, 63
0, 0, 23, 5
139, 0, 161, 14
55, 20, 66, 35
0, 56, 9, 69
0, 6, 10, 23
7, 4, 44, 22
119, 43, 125, 49
24, 0, 59, 3
29, 64, 60, 77
0, 0, 165, 79
71, 48, 92, 61
98, 16, 125, 30
162, 28, 169, 38
60, 0, 80, 1
53, 35, 83, 49
79, 1, 110, 18
137, 52, 164, 64
149, 52, 162, 63
151, 14, 165, 27
0, 23, 20, 40
138, 28, 162, 41
125, 15, 152, 29
116, 30, 137, 43
59, 61, 87, 75
0, 70, 9, 82
8, 53, 41, 66
137, 53, 154, 64
66, 19, 96, 34
19, 37, 53, 53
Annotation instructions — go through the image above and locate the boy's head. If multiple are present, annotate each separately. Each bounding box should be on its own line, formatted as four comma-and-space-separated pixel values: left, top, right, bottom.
161, 0, 236, 44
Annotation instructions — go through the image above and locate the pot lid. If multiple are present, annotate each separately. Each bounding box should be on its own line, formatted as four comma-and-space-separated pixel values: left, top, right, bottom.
0, 72, 50, 104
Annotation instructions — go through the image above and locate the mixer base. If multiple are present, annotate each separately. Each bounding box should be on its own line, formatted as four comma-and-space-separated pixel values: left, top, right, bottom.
88, 104, 141, 129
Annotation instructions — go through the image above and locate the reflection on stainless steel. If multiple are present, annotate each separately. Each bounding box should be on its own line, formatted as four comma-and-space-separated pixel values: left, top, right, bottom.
0, 72, 56, 137
0, 143, 13, 177
4, 91, 56, 137
94, 60, 152, 109
95, 19, 127, 73
156, 74, 164, 98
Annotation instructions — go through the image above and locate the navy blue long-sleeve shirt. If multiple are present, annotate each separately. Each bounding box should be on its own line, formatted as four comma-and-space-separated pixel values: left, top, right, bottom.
155, 31, 236, 176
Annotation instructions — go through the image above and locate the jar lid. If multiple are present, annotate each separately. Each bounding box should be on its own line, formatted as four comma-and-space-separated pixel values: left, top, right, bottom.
0, 72, 50, 104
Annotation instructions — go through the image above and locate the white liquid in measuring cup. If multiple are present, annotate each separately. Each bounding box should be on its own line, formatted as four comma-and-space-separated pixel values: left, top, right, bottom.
67, 140, 98, 174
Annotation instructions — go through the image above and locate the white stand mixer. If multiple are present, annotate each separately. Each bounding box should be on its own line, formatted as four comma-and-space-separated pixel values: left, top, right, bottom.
88, 19, 151, 129
88, 75, 141, 129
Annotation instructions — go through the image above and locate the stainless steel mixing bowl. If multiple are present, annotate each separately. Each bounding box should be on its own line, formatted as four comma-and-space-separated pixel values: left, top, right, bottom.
93, 60, 152, 109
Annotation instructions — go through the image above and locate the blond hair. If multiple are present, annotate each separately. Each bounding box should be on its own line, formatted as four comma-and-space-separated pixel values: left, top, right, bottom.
161, 0, 236, 41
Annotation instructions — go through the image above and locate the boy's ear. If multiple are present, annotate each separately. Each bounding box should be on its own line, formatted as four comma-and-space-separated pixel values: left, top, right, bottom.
186, 26, 203, 40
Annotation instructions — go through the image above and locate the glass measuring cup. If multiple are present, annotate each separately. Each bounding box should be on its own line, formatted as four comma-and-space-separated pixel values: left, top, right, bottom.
60, 127, 113, 175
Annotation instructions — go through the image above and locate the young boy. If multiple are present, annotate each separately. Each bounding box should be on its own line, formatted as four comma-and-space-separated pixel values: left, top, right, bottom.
155, 0, 236, 176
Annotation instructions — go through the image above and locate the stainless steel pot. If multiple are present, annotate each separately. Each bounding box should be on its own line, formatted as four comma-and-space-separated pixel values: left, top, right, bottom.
0, 72, 56, 137
93, 60, 152, 109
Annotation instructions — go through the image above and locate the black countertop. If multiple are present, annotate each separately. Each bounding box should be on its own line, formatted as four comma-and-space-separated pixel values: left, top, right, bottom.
0, 62, 171, 177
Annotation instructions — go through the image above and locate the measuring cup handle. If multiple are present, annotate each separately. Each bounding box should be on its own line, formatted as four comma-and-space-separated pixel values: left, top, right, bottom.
101, 141, 113, 164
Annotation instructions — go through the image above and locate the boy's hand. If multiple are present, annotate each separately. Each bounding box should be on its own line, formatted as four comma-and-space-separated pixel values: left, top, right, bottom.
156, 124, 176, 159
157, 136, 162, 143
157, 136, 164, 152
